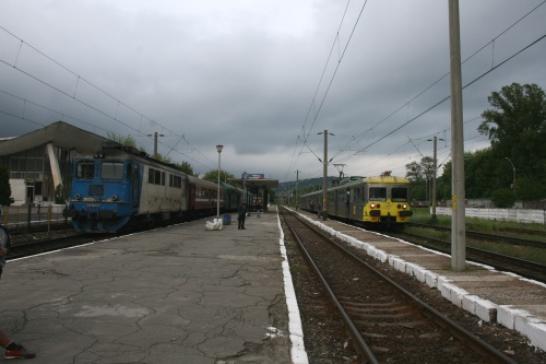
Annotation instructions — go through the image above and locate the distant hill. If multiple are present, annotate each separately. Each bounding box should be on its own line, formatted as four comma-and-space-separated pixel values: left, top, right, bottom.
276, 177, 337, 194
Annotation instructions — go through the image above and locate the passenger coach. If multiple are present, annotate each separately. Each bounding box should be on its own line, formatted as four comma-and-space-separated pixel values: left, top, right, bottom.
300, 174, 412, 228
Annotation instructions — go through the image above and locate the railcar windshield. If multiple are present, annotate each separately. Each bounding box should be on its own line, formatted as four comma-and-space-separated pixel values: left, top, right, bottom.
76, 161, 95, 179
391, 187, 408, 201
369, 187, 386, 200
102, 162, 124, 179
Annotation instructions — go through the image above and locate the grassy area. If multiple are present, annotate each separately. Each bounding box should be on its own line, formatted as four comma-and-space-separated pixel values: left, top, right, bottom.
404, 225, 546, 265
411, 207, 546, 241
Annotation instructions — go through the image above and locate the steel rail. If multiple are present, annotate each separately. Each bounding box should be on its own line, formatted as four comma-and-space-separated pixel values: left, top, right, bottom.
285, 208, 517, 364
406, 222, 546, 248
281, 211, 379, 364
395, 231, 546, 282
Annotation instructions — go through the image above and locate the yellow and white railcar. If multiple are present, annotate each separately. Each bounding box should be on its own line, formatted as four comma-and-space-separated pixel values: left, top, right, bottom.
300, 175, 412, 228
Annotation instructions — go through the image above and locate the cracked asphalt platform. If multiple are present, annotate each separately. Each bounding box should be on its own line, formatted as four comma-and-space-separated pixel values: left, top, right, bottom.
1, 211, 292, 363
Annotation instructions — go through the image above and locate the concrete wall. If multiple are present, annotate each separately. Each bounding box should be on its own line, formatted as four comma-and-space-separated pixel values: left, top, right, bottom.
436, 206, 546, 224
9, 178, 26, 206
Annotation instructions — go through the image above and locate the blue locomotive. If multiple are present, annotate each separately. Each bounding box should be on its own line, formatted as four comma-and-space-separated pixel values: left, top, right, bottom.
68, 146, 242, 233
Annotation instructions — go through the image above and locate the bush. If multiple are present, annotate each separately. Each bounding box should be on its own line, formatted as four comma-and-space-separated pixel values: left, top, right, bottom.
491, 188, 515, 208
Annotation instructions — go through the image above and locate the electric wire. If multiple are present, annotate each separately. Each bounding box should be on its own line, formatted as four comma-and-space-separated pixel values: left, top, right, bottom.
330, 0, 546, 162
0, 24, 215, 169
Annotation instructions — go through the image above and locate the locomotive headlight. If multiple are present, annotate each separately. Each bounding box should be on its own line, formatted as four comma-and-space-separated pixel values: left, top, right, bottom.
112, 194, 119, 201
403, 204, 407, 209
370, 203, 376, 209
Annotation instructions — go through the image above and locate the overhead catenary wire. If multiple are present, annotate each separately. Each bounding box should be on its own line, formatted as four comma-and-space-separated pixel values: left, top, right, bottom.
284, 0, 352, 180
329, 0, 546, 162
0, 24, 215, 170
347, 32, 546, 159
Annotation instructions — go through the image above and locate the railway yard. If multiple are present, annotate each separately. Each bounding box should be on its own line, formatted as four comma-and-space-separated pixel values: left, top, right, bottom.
2, 208, 545, 363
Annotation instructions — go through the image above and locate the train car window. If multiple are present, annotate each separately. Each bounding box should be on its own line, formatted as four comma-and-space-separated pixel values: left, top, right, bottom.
76, 162, 95, 179
169, 175, 182, 188
391, 187, 408, 201
102, 162, 124, 179
369, 187, 386, 200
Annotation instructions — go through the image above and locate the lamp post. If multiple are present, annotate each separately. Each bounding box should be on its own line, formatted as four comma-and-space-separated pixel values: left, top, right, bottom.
216, 144, 223, 219
505, 157, 516, 190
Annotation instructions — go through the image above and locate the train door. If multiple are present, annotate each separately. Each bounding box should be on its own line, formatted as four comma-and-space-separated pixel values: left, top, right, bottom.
189, 184, 196, 211
129, 162, 141, 208
345, 188, 351, 219
355, 186, 364, 221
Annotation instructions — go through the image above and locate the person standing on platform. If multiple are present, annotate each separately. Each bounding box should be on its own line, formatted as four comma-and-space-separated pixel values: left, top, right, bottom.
237, 203, 247, 230
0, 211, 36, 360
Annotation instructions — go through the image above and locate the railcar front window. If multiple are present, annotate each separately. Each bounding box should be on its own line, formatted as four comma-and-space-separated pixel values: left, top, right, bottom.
369, 187, 386, 200
102, 162, 124, 179
391, 187, 408, 201
77, 162, 95, 179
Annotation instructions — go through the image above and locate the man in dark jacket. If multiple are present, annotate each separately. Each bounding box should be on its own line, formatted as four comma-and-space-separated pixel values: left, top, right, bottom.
0, 211, 36, 360
237, 203, 247, 230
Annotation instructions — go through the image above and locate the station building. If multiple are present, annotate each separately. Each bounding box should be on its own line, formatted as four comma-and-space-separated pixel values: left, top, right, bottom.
0, 121, 108, 205
231, 173, 279, 212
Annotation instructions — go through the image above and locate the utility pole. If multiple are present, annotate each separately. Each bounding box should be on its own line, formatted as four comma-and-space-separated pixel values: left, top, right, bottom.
334, 163, 346, 183
148, 131, 165, 158
448, 0, 466, 271
428, 136, 444, 222
295, 170, 299, 210
318, 130, 334, 220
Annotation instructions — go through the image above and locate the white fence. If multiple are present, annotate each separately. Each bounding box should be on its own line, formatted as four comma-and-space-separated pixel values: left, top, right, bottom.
436, 207, 546, 224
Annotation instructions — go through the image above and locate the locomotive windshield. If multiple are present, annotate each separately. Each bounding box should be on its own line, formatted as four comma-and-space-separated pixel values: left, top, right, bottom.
102, 162, 124, 179
76, 161, 95, 179
369, 187, 386, 200
391, 187, 408, 201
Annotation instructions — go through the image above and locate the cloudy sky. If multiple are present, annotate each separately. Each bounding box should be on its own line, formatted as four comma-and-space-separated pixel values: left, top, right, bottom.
0, 0, 545, 181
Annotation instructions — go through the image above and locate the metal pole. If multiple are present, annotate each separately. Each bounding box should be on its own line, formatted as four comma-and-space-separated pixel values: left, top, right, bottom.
153, 131, 158, 158
448, 0, 466, 271
216, 149, 221, 219
322, 130, 328, 220
432, 136, 438, 221
296, 170, 299, 210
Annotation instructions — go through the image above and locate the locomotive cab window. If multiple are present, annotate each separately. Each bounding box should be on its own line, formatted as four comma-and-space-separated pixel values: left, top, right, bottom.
369, 187, 386, 200
102, 162, 124, 179
76, 162, 95, 179
391, 187, 408, 201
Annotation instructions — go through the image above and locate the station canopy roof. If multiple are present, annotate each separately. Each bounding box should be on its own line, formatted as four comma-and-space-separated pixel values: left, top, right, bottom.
0, 121, 110, 156
230, 174, 279, 189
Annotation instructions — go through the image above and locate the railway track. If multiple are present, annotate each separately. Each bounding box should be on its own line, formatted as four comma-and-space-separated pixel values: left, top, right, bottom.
281, 209, 516, 364
406, 222, 546, 248
392, 230, 546, 283
7, 232, 111, 259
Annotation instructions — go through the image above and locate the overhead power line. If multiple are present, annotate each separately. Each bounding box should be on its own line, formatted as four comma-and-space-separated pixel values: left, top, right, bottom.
330, 0, 546, 162
0, 24, 215, 169
350, 32, 546, 157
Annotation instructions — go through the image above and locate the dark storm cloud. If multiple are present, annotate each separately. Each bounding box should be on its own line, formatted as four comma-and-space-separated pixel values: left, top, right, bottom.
0, 0, 545, 180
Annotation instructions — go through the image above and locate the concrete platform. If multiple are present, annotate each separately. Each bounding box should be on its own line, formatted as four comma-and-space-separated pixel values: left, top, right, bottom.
1, 211, 303, 363
294, 209, 546, 353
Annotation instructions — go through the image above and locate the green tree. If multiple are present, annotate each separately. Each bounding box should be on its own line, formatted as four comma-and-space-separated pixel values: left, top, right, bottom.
479, 83, 546, 200
174, 161, 195, 176
405, 161, 423, 182
107, 132, 137, 148
0, 167, 11, 206
202, 170, 235, 184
